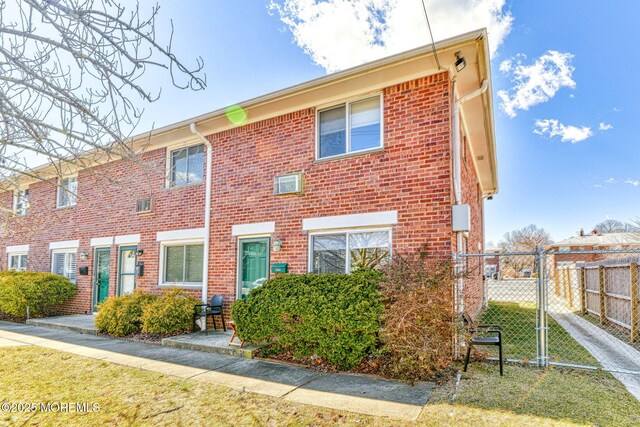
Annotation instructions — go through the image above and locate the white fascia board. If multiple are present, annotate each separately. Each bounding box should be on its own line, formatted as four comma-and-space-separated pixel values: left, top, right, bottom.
302, 211, 398, 231
7, 245, 29, 253
115, 234, 141, 245
156, 228, 205, 242
231, 222, 276, 237
49, 240, 80, 250
90, 237, 114, 247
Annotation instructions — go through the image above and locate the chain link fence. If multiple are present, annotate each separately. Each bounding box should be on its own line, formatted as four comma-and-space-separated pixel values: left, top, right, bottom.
459, 249, 640, 396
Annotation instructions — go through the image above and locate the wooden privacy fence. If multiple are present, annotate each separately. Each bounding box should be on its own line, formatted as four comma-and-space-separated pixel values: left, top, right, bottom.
579, 257, 640, 342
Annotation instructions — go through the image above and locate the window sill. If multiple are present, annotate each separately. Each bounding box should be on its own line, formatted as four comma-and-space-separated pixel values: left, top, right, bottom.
162, 181, 204, 192
158, 283, 202, 290
55, 205, 77, 210
314, 147, 384, 164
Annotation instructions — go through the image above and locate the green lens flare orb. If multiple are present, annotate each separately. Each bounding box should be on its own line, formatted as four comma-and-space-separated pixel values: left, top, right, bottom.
225, 105, 248, 126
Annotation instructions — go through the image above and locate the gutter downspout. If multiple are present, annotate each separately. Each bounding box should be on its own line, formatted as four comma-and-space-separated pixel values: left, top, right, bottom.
189, 123, 212, 317
452, 78, 489, 339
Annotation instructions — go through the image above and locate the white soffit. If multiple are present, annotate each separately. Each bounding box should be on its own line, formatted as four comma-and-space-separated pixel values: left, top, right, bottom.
7, 245, 29, 253
231, 222, 276, 237
302, 211, 398, 231
156, 228, 205, 242
49, 240, 80, 250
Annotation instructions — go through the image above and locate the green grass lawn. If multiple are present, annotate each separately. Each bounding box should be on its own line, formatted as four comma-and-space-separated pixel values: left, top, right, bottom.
1, 346, 639, 426
478, 302, 598, 365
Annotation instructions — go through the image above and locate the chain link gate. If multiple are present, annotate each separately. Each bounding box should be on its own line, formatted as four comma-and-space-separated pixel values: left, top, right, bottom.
458, 249, 640, 395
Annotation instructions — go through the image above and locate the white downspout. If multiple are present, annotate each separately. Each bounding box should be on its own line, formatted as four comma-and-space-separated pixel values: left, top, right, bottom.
189, 123, 212, 312
452, 78, 489, 320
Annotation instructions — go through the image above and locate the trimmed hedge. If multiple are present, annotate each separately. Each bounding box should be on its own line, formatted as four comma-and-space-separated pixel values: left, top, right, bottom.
141, 290, 201, 335
95, 292, 159, 337
231, 271, 383, 370
0, 271, 76, 318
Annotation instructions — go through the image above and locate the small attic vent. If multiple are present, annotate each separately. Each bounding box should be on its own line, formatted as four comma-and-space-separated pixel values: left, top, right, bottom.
274, 173, 302, 195
136, 197, 153, 213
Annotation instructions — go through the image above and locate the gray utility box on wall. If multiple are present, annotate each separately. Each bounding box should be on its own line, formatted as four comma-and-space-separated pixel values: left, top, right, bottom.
452, 204, 471, 232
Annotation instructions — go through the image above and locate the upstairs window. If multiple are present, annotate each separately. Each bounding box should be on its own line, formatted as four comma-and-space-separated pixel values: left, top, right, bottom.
8, 253, 27, 271
13, 189, 29, 216
57, 177, 77, 208
52, 250, 77, 283
317, 95, 382, 160
169, 144, 204, 187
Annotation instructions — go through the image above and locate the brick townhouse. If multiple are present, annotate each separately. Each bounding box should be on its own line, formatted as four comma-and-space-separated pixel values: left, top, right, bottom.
1, 29, 498, 318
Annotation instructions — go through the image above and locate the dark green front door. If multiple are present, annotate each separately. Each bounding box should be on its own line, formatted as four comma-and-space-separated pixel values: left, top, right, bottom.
94, 248, 110, 309
238, 238, 269, 300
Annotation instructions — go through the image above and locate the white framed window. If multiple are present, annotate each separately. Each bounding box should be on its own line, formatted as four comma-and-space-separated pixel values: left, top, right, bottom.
159, 241, 204, 287
316, 94, 383, 160
13, 189, 29, 216
168, 144, 204, 187
57, 176, 78, 208
51, 250, 77, 283
8, 253, 27, 271
309, 228, 391, 274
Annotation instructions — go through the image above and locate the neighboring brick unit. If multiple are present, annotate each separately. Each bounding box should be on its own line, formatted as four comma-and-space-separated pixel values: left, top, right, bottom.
0, 32, 497, 321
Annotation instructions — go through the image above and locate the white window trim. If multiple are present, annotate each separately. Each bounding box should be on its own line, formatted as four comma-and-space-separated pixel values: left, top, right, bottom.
315, 93, 384, 161
302, 210, 397, 232
231, 222, 275, 237
90, 237, 114, 247
56, 176, 78, 208
308, 227, 393, 273
115, 234, 141, 245
49, 240, 79, 250
7, 245, 29, 253
13, 188, 29, 216
157, 238, 204, 288
156, 228, 205, 242
51, 249, 77, 283
8, 252, 28, 271
165, 142, 206, 189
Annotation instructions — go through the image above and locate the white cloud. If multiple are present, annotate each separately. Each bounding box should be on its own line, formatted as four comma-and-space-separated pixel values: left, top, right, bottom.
269, 0, 513, 73
497, 51, 575, 117
605, 177, 617, 184
593, 184, 605, 189
598, 122, 613, 131
533, 119, 592, 143
625, 180, 640, 187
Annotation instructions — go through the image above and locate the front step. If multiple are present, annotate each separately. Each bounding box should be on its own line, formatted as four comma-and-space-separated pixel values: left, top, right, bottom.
26, 315, 98, 335
162, 330, 260, 359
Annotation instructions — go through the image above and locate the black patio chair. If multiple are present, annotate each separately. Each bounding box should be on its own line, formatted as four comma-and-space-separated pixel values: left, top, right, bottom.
193, 295, 226, 333
462, 312, 503, 376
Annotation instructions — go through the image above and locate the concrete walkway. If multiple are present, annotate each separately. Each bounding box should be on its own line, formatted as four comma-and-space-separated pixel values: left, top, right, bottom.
0, 321, 433, 420
551, 312, 640, 401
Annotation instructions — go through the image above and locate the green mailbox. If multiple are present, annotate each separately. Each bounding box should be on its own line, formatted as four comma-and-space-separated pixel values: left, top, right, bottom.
271, 263, 288, 274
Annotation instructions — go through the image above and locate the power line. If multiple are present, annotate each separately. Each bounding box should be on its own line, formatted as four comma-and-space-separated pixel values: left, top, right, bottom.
420, 0, 447, 71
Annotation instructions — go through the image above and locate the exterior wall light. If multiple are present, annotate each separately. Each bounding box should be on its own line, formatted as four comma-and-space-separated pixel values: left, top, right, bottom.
455, 51, 467, 72
272, 239, 282, 252
79, 251, 89, 261
136, 249, 144, 256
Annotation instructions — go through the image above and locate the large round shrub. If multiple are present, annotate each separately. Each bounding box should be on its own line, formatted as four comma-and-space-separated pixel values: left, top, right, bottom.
95, 291, 158, 337
0, 271, 76, 318
141, 289, 200, 334
231, 271, 383, 370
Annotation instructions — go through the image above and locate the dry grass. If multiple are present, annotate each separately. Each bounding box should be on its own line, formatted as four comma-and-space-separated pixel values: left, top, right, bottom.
0, 346, 608, 427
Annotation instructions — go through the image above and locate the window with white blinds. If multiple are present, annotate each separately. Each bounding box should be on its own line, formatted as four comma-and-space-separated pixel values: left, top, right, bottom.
51, 250, 77, 283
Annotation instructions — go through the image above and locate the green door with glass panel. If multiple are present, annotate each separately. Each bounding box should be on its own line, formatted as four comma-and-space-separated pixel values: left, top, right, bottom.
238, 238, 269, 300
94, 248, 110, 309
118, 246, 137, 295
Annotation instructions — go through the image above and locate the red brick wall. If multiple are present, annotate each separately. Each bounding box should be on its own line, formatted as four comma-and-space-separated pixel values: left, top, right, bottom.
0, 72, 478, 318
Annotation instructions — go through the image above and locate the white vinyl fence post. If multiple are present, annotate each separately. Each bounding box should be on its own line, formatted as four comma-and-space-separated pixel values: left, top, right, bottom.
536, 248, 549, 368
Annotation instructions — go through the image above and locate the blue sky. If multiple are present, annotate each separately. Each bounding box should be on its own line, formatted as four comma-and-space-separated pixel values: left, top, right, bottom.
132, 0, 638, 244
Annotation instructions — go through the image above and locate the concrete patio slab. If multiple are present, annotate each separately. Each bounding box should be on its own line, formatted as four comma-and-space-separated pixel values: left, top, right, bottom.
27, 315, 97, 335
162, 330, 260, 358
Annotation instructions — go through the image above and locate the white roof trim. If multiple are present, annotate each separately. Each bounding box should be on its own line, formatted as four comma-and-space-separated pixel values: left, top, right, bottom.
7, 245, 29, 253
49, 240, 79, 250
114, 234, 141, 245
90, 237, 114, 247
156, 228, 205, 242
232, 222, 276, 237
302, 211, 398, 231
